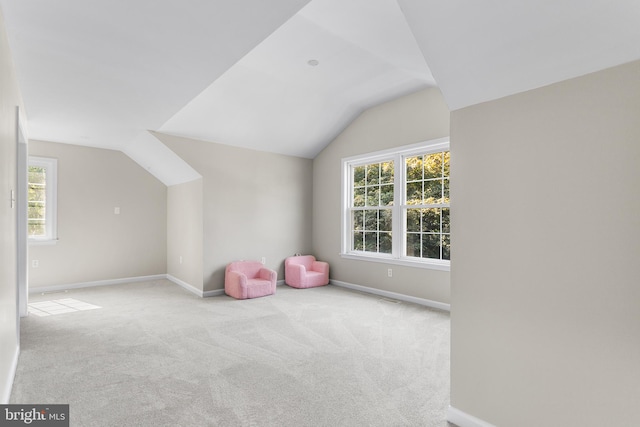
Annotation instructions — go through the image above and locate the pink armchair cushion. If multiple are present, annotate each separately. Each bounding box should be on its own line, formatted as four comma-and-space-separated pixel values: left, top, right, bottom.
225, 261, 277, 299
285, 255, 329, 288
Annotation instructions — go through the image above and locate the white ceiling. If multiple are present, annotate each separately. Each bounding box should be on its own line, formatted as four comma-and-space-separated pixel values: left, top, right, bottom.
398, 0, 640, 110
160, 0, 434, 159
2, 0, 640, 184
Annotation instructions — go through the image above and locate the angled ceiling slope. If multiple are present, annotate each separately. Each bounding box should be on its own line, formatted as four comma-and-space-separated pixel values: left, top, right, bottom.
0, 0, 312, 185
1, 0, 435, 184
160, 0, 436, 158
5, 0, 640, 185
398, 0, 640, 110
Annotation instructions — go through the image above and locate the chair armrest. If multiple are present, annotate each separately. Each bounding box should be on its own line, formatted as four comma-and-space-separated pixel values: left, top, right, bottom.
225, 270, 249, 298
226, 271, 247, 287
259, 268, 277, 283
285, 263, 305, 282
311, 261, 329, 275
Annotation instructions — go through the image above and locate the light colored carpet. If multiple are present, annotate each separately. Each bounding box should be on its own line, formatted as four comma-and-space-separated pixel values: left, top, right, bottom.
12, 280, 451, 426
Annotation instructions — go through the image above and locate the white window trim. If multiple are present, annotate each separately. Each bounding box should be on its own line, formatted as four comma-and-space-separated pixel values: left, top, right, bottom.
28, 156, 58, 245
341, 137, 450, 271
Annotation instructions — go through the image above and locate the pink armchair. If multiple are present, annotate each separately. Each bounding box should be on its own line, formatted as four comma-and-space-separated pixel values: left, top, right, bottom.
285, 255, 329, 288
225, 261, 277, 299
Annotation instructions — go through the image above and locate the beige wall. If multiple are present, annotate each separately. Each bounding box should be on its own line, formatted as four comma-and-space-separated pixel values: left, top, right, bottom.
28, 140, 167, 288
167, 178, 203, 291
157, 132, 313, 292
312, 88, 451, 304
0, 8, 24, 402
450, 60, 640, 426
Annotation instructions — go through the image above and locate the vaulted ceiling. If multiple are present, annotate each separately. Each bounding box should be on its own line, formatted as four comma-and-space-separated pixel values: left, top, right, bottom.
2, 0, 639, 185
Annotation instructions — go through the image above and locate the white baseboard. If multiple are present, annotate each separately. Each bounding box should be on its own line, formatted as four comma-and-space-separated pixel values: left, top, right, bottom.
330, 280, 450, 312
29, 274, 167, 294
165, 275, 226, 298
29, 273, 232, 299
166, 274, 206, 297
446, 406, 496, 427
203, 289, 225, 298
1, 345, 19, 404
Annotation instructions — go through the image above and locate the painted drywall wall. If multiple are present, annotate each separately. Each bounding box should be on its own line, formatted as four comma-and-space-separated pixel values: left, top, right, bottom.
28, 140, 167, 288
312, 88, 451, 304
0, 7, 24, 402
450, 60, 640, 426
157, 132, 313, 292
167, 178, 203, 291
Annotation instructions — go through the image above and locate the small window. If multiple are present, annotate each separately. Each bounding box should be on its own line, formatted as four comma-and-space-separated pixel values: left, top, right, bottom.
28, 156, 57, 243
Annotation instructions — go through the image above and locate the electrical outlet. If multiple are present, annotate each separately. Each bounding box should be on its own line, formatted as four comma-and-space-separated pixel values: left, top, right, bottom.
261, 257, 266, 264
387, 268, 392, 277
179, 256, 183, 264
32, 260, 39, 268
114, 207, 120, 215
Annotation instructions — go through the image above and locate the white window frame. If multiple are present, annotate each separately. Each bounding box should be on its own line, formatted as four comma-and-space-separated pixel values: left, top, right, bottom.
28, 156, 58, 244
341, 137, 450, 271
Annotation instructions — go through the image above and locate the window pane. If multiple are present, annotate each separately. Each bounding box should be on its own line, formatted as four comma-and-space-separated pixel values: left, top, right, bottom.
353, 166, 365, 187
442, 208, 450, 233
28, 205, 45, 220
353, 187, 365, 207
28, 167, 46, 184
424, 179, 442, 201
443, 178, 450, 200
366, 163, 380, 185
422, 208, 440, 233
380, 232, 392, 253
353, 232, 364, 251
443, 152, 450, 177
380, 184, 394, 206
380, 209, 392, 232
364, 210, 378, 231
406, 182, 422, 204
366, 186, 380, 206
28, 222, 46, 237
424, 152, 444, 179
422, 234, 440, 259
365, 232, 378, 252
407, 208, 420, 232
353, 210, 364, 231
442, 234, 451, 260
406, 156, 423, 181
28, 206, 46, 236
380, 161, 394, 184
406, 233, 421, 257
29, 187, 46, 202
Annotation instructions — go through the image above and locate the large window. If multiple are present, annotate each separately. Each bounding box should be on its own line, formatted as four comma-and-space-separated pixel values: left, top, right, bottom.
342, 138, 450, 270
28, 156, 57, 243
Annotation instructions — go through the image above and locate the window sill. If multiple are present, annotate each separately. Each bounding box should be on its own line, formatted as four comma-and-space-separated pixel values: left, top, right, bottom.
340, 252, 450, 271
29, 238, 58, 246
